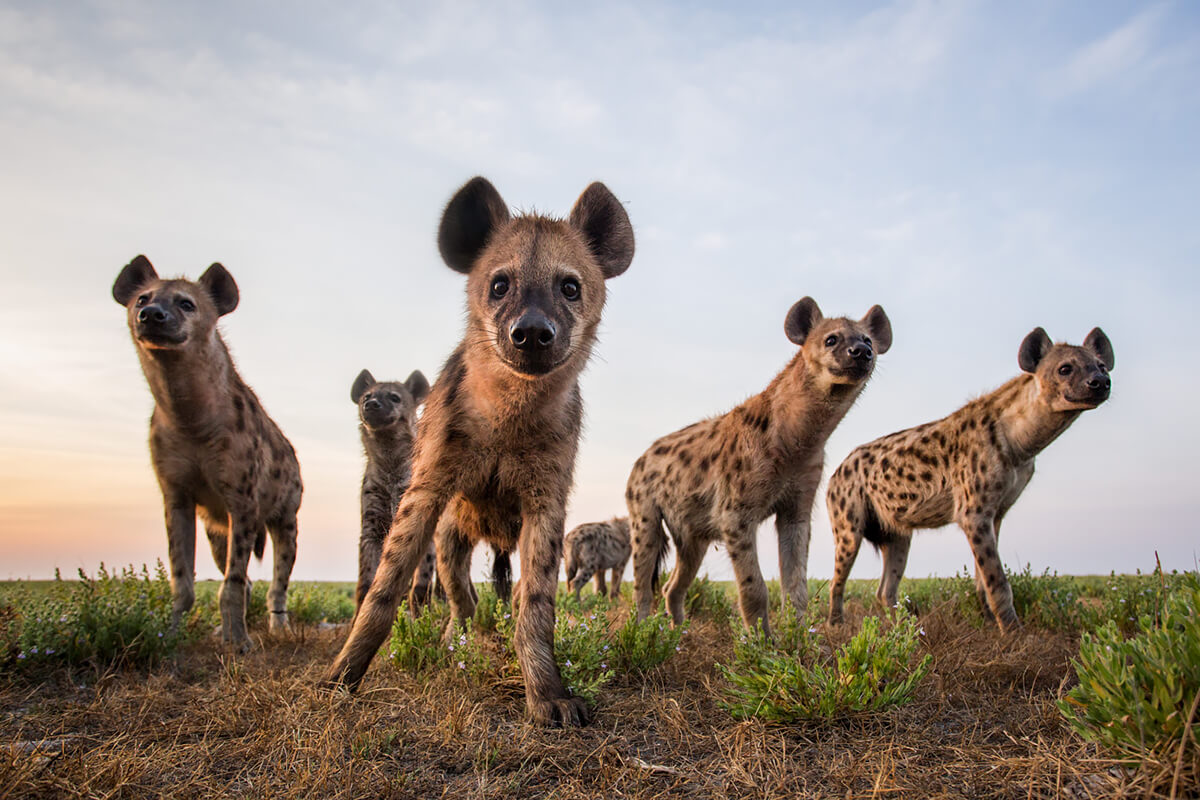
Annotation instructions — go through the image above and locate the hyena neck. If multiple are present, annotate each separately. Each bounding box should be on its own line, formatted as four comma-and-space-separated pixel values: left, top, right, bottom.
756, 354, 862, 458
995, 375, 1082, 462
139, 332, 235, 432
361, 424, 415, 475
461, 341, 586, 430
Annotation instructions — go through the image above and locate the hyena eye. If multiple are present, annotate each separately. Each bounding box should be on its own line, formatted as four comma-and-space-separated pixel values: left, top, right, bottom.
490, 276, 509, 299
178, 298, 196, 312
561, 277, 581, 301
388, 393, 401, 403
824, 335, 838, 347
136, 295, 149, 307
1058, 364, 1073, 376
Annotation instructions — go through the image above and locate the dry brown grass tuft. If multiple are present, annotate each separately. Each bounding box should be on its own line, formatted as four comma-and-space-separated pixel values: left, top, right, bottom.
1, 599, 1189, 799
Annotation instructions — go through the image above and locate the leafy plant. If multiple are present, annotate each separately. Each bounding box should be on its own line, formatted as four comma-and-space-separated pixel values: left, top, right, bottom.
1059, 572, 1200, 775
685, 575, 733, 624
1008, 564, 1095, 631
721, 610, 931, 721
387, 600, 448, 673
610, 611, 686, 674
553, 610, 614, 703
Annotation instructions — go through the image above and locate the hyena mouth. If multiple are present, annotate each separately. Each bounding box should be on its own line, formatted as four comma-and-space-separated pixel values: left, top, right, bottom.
1065, 391, 1108, 408
135, 326, 188, 348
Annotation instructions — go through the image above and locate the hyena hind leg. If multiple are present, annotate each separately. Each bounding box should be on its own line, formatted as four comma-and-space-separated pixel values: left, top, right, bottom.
266, 514, 298, 633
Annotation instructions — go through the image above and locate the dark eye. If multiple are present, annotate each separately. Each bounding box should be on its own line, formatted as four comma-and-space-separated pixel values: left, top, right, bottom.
389, 393, 401, 403
862, 336, 871, 347
561, 278, 580, 301
824, 335, 838, 347
1058, 364, 1073, 376
178, 298, 196, 312
490, 275, 509, 299
136, 294, 149, 306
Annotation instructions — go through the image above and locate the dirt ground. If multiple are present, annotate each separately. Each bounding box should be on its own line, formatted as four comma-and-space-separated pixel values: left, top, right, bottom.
0, 601, 1184, 800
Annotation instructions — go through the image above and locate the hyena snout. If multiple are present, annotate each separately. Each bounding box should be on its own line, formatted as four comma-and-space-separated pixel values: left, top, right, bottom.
509, 310, 557, 350
846, 341, 873, 363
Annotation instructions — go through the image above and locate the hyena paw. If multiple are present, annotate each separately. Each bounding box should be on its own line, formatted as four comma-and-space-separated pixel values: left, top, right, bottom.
221, 627, 253, 654
268, 610, 291, 634
528, 695, 591, 728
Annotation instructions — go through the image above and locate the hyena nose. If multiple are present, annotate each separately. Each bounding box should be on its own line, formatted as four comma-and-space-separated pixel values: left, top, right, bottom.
510, 313, 557, 350
137, 305, 169, 324
1087, 375, 1111, 391
847, 344, 873, 361
363, 398, 381, 410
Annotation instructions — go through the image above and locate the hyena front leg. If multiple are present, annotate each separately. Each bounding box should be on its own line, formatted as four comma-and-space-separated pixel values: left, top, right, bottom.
593, 569, 607, 598
776, 461, 821, 615
515, 506, 588, 727
218, 511, 258, 652
433, 512, 477, 639
726, 527, 770, 636
355, 500, 391, 615
326, 486, 444, 689
958, 513, 1018, 631
163, 494, 197, 630
267, 513, 298, 633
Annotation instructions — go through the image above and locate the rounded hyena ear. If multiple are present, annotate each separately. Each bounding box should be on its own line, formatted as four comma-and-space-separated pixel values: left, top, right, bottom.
1083, 327, 1114, 371
784, 297, 823, 345
198, 263, 239, 316
405, 370, 431, 405
438, 177, 510, 274
112, 254, 158, 305
351, 369, 376, 403
861, 305, 892, 354
1018, 327, 1053, 373
569, 182, 635, 279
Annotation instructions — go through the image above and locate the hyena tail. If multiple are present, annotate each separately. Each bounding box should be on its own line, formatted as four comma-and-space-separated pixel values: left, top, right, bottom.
491, 547, 513, 604
254, 529, 267, 560
563, 551, 578, 587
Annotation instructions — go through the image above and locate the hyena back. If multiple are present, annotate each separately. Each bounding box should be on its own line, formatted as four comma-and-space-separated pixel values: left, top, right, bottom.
325, 177, 634, 727
112, 256, 302, 651
628, 298, 891, 636
563, 517, 631, 601
826, 327, 1114, 630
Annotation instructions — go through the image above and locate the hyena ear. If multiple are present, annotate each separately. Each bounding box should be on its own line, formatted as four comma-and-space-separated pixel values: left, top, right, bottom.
198, 263, 239, 316
784, 297, 822, 345
351, 369, 376, 404
438, 177, 510, 274
1083, 327, 1114, 370
1018, 327, 1053, 373
112, 254, 158, 305
861, 305, 892, 354
569, 182, 635, 279
405, 370, 431, 405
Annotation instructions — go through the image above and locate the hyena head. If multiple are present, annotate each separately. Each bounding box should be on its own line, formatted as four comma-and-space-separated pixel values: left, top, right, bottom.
351, 369, 431, 433
784, 297, 892, 389
437, 177, 635, 377
112, 255, 238, 352
1018, 327, 1114, 412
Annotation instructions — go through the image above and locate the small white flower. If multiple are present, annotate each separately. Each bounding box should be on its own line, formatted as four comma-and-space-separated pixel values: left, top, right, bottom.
565, 659, 572, 667
157, 632, 163, 638
45, 648, 55, 655
600, 663, 607, 670
448, 643, 455, 652
808, 626, 818, 634
602, 644, 609, 652
457, 661, 465, 670
919, 628, 926, 636
17, 652, 25, 660
675, 646, 681, 652
504, 613, 511, 619
30, 646, 38, 655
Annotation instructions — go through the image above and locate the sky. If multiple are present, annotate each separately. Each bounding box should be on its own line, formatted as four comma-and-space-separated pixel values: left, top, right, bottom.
1, 1, 1198, 588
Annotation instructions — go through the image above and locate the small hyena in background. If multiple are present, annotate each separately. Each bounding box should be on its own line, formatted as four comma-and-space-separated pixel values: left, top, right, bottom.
826, 327, 1114, 631
628, 298, 891, 636
326, 176, 634, 727
351, 368, 430, 616
112, 255, 302, 651
563, 517, 631, 602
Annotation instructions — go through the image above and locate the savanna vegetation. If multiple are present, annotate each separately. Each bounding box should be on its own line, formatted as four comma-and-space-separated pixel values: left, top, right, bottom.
1, 561, 1197, 798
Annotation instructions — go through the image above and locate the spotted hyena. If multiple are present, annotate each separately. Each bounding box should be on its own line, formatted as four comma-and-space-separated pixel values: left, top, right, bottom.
325, 177, 634, 726
825, 327, 1114, 631
351, 368, 432, 616
628, 298, 892, 636
112, 256, 302, 651
564, 517, 631, 602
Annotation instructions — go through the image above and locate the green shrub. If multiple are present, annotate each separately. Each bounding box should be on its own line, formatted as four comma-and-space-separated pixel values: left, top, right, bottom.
900, 571, 979, 619
1094, 568, 1179, 636
721, 611, 931, 721
286, 583, 355, 624
610, 611, 686, 674
685, 575, 733, 624
472, 582, 506, 633
3, 563, 191, 672
553, 610, 614, 703
1059, 573, 1200, 772
1008, 564, 1096, 631
387, 601, 448, 673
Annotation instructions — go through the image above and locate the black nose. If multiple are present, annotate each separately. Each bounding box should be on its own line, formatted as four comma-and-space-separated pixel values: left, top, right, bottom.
847, 344, 873, 361
137, 305, 169, 324
510, 312, 556, 350
1086, 375, 1111, 391
363, 398, 381, 410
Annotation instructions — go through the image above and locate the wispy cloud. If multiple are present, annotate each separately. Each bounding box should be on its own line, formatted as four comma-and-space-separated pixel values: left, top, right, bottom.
1046, 4, 1167, 97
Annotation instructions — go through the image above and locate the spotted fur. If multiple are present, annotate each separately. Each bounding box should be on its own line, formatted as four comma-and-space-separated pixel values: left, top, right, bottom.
564, 517, 631, 602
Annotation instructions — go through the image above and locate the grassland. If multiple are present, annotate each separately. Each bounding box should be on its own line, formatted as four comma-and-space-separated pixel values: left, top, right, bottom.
1, 568, 1196, 799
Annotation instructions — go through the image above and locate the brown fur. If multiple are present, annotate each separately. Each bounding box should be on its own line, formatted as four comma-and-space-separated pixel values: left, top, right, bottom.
563, 517, 631, 602
325, 177, 635, 727
826, 327, 1115, 630
112, 256, 302, 651
628, 298, 892, 636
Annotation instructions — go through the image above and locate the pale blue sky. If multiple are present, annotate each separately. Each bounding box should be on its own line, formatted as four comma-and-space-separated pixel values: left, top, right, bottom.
1, 1, 1197, 585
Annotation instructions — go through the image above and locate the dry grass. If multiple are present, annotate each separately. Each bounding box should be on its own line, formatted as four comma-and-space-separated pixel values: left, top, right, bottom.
0, 600, 1186, 800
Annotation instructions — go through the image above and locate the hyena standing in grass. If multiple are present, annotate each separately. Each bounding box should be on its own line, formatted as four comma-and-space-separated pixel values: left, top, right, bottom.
628, 298, 892, 636
112, 256, 301, 651
825, 327, 1114, 631
350, 368, 431, 616
326, 177, 634, 726
563, 517, 631, 602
